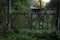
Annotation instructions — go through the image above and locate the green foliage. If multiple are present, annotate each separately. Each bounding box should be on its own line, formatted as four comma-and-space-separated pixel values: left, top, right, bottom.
46, 0, 60, 8
0, 29, 59, 40
0, 0, 60, 40
11, 0, 32, 11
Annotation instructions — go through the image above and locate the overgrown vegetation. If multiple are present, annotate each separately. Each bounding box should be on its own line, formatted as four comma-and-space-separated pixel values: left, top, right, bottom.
0, 0, 60, 40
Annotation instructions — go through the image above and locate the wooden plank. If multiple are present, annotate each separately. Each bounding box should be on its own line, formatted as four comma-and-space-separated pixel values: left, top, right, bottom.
11, 10, 28, 15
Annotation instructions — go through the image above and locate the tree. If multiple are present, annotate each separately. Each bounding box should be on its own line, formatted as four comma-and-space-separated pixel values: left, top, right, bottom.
46, 0, 60, 29
11, 0, 32, 11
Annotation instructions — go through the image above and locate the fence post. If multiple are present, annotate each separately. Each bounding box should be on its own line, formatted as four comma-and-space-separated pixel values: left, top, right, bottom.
7, 0, 12, 32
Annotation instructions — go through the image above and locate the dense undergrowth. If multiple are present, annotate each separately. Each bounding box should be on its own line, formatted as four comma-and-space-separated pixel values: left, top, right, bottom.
0, 29, 60, 40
